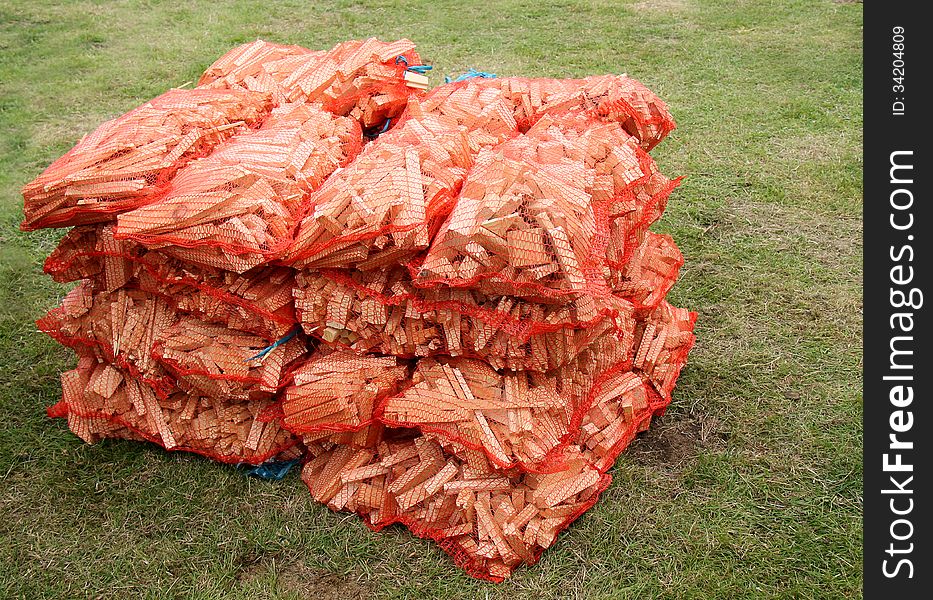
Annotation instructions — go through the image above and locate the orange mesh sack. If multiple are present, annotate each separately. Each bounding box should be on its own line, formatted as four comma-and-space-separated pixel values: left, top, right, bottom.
414, 111, 678, 301
21, 88, 273, 231
293, 266, 635, 371
44, 226, 298, 342
200, 38, 425, 129
114, 103, 362, 272
152, 315, 306, 401
470, 75, 676, 150
377, 335, 631, 472
284, 106, 476, 270
43, 224, 142, 292
300, 429, 609, 582
574, 369, 659, 472
51, 352, 299, 464
410, 79, 520, 149
632, 300, 697, 404
38, 282, 178, 393
609, 231, 684, 314
135, 257, 297, 342
297, 422, 388, 451
280, 351, 411, 435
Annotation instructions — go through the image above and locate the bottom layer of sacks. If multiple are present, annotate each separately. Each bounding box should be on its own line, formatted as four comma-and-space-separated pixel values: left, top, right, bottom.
44, 306, 694, 583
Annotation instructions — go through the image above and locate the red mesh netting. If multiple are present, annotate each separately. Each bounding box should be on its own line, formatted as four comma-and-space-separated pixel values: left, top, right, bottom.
44, 224, 297, 341
52, 351, 300, 464
152, 315, 306, 399
276, 295, 695, 476
112, 103, 363, 272
38, 282, 179, 394
21, 88, 273, 231
291, 238, 683, 371
299, 429, 608, 582
281, 351, 411, 434
283, 104, 476, 270
199, 38, 424, 129
467, 75, 676, 150
413, 111, 678, 300
24, 37, 697, 583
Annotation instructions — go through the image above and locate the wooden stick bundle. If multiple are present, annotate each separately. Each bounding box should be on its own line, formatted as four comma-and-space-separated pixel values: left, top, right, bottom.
21, 88, 273, 231
200, 38, 425, 129
136, 259, 298, 342
415, 112, 673, 299
38, 282, 179, 387
44, 224, 142, 292
284, 107, 474, 270
45, 224, 298, 341
293, 266, 635, 372
413, 80, 519, 149
153, 314, 306, 400
632, 300, 697, 404
114, 103, 362, 272
299, 429, 608, 581
378, 345, 631, 471
57, 352, 299, 463
608, 231, 684, 313
469, 74, 676, 151
281, 351, 411, 434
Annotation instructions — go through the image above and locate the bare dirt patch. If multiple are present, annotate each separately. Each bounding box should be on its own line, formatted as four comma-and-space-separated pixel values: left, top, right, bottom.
629, 413, 725, 467
276, 562, 371, 600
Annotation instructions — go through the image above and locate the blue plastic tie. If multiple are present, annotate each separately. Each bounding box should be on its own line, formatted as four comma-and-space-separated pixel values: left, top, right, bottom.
246, 326, 299, 362
243, 458, 301, 481
444, 69, 497, 84
396, 55, 432, 74
364, 118, 392, 140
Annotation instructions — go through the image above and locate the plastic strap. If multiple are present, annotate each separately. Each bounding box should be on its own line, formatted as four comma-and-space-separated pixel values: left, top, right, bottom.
245, 326, 299, 362
243, 458, 301, 480
365, 118, 393, 140
445, 68, 497, 84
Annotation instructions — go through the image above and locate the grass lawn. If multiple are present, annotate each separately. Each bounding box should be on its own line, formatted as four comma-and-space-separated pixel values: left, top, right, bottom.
0, 1, 863, 598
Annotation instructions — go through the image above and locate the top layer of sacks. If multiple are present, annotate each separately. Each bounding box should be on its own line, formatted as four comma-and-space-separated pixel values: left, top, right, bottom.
24, 38, 695, 583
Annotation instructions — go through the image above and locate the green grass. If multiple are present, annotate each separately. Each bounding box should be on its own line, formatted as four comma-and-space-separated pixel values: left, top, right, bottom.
0, 0, 862, 598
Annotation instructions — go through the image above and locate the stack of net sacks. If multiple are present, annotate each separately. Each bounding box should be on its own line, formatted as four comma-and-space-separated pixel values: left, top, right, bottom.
279, 75, 696, 580
23, 36, 696, 582
26, 37, 430, 463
